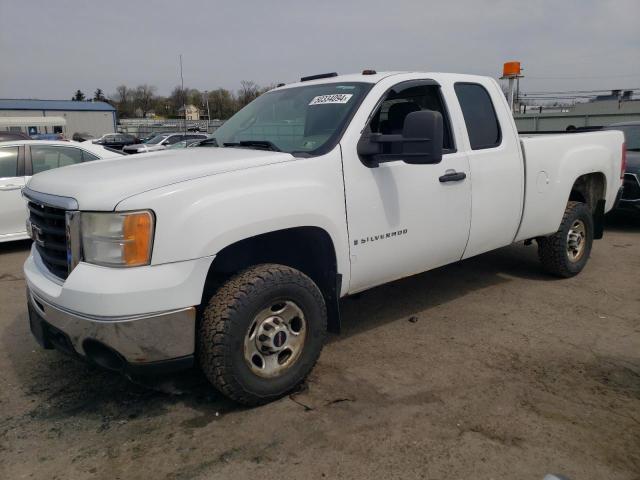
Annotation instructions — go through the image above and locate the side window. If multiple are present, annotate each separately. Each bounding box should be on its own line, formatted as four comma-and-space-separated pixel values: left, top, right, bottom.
454, 83, 501, 150
82, 150, 100, 161
31, 146, 84, 173
165, 135, 182, 145
0, 146, 19, 177
368, 83, 455, 152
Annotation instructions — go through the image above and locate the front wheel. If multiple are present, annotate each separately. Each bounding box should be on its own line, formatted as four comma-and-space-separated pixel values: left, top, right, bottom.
537, 201, 594, 278
198, 264, 327, 405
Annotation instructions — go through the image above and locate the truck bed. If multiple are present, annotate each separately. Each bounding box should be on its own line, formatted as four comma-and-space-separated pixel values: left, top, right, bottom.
515, 130, 624, 242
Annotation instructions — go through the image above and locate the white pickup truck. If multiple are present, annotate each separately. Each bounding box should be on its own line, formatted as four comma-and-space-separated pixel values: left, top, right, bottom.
23, 71, 625, 405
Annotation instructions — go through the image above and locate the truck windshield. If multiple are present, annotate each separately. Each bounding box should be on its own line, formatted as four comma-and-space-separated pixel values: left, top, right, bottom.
210, 82, 371, 156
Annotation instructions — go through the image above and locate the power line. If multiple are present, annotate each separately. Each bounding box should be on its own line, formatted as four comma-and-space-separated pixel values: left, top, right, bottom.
522, 88, 640, 95
524, 74, 640, 80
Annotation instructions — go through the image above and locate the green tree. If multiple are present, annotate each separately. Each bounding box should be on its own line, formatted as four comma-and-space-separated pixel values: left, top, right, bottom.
72, 90, 86, 101
93, 88, 106, 102
207, 88, 238, 119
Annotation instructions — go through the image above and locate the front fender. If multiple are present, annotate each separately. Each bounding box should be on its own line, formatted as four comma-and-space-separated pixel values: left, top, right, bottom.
117, 149, 350, 291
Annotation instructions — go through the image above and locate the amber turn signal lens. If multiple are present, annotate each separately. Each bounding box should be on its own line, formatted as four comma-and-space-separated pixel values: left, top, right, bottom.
122, 212, 154, 266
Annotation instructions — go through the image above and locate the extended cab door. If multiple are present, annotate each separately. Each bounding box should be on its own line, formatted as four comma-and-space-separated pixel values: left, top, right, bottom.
452, 80, 524, 258
0, 145, 27, 237
341, 79, 472, 293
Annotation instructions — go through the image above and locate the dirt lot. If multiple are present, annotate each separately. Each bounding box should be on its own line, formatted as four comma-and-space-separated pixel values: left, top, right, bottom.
1, 216, 639, 480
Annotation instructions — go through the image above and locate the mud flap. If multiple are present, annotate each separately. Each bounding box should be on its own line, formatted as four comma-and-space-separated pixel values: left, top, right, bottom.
594, 199, 605, 239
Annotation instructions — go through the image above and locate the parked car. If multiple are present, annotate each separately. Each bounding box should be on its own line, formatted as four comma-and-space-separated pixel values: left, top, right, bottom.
30, 133, 66, 141
92, 133, 140, 150
72, 132, 95, 142
604, 121, 639, 212
166, 138, 208, 149
0, 140, 124, 243
23, 71, 624, 406
122, 133, 207, 154
0, 131, 31, 142
140, 133, 164, 143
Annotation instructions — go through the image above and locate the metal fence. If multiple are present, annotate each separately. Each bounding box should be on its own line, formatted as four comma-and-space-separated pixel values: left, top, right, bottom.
514, 112, 640, 132
117, 118, 225, 138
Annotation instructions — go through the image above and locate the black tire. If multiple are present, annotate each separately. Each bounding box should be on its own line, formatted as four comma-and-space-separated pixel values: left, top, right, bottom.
537, 201, 594, 278
198, 264, 327, 406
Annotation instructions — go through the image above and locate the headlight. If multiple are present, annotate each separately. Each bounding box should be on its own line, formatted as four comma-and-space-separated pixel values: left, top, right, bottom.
81, 211, 154, 267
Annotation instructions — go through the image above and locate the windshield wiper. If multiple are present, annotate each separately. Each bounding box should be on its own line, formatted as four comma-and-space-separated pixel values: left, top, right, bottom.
223, 140, 281, 152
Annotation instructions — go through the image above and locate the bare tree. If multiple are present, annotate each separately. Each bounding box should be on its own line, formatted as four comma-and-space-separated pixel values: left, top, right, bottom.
133, 84, 157, 118
111, 85, 134, 117
188, 89, 203, 108
169, 86, 188, 116
237, 80, 260, 108
114, 85, 130, 104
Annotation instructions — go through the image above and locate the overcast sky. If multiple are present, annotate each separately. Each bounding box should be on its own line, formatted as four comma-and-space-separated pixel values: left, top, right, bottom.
1, 0, 638, 100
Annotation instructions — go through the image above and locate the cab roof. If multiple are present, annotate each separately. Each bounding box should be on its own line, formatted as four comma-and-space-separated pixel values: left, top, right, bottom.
275, 71, 410, 90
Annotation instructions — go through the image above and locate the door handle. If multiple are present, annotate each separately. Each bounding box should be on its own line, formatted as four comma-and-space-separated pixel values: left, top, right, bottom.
0, 184, 22, 191
439, 170, 467, 183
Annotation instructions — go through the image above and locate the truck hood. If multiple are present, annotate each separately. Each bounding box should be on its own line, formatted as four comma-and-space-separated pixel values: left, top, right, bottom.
27, 147, 295, 210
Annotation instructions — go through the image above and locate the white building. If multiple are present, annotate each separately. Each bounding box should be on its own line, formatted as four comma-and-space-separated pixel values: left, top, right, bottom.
178, 104, 202, 121
0, 99, 117, 138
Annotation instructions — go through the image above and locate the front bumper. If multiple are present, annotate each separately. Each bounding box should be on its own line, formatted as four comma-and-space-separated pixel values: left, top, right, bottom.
24, 246, 214, 375
28, 288, 196, 374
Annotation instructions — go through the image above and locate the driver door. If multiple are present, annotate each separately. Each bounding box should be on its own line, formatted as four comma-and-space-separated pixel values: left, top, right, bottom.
341, 80, 472, 293
0, 145, 27, 237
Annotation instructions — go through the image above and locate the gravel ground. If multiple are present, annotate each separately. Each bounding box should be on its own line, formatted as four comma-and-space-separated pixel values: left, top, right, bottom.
1, 215, 639, 480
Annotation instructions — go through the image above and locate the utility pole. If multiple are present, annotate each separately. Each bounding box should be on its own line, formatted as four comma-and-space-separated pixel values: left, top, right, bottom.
179, 54, 187, 135
204, 90, 210, 133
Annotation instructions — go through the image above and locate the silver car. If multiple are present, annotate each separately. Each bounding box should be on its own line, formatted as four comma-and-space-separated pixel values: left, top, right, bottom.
122, 133, 207, 154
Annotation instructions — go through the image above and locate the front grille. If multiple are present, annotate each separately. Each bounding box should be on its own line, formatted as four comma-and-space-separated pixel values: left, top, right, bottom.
622, 174, 640, 200
28, 202, 69, 279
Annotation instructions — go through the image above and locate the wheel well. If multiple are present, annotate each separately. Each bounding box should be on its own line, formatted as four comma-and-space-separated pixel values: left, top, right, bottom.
201, 227, 341, 333
569, 173, 605, 212
569, 172, 606, 239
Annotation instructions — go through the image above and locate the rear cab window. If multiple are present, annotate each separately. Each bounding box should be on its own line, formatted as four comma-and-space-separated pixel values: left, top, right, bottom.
454, 83, 501, 150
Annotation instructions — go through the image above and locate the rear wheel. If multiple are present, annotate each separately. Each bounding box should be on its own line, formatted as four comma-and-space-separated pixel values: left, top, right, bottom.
537, 201, 594, 278
198, 264, 327, 405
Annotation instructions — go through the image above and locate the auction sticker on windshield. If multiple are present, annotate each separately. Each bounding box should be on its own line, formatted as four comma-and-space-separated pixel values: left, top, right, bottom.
309, 94, 353, 105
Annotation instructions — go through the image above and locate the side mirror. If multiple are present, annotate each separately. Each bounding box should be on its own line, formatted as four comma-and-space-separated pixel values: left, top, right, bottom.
401, 110, 443, 164
357, 110, 443, 166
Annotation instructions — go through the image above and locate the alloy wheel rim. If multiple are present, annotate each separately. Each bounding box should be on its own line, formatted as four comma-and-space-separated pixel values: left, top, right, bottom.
243, 300, 307, 378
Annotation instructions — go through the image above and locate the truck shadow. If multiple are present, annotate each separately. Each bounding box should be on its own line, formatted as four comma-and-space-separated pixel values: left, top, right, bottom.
337, 242, 547, 338
604, 211, 640, 232
2, 242, 546, 425
2, 314, 242, 429
0, 239, 31, 254
0, 235, 619, 423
